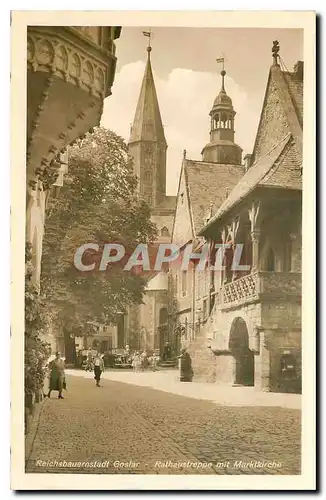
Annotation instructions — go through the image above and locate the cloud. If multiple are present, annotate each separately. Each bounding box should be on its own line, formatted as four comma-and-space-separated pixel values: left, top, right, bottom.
101, 62, 260, 195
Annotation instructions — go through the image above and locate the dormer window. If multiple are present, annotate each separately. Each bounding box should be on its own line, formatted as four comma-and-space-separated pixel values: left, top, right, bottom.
180, 192, 184, 204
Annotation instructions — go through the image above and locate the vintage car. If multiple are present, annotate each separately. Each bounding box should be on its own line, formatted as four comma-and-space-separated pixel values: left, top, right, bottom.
109, 348, 132, 369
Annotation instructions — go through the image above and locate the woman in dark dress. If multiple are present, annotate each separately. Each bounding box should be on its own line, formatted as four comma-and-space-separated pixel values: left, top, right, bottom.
178, 348, 193, 382
48, 352, 66, 399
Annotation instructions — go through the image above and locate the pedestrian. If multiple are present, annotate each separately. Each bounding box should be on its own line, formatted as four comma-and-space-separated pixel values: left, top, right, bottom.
151, 350, 160, 371
93, 353, 105, 387
163, 341, 171, 362
178, 348, 193, 382
47, 351, 66, 399
132, 352, 141, 373
140, 350, 148, 371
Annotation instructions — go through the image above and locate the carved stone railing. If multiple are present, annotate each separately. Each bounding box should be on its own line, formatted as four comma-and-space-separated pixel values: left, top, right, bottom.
222, 273, 259, 307
220, 272, 301, 309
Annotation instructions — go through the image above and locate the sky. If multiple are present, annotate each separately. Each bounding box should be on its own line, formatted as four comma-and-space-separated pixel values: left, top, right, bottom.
101, 27, 303, 196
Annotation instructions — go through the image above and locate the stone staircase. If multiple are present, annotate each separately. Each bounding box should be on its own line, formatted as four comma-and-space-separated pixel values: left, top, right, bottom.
186, 324, 217, 383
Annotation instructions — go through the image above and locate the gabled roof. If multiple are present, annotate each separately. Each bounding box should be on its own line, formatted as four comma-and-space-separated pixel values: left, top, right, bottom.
199, 133, 302, 234
251, 62, 303, 166
184, 160, 244, 235
129, 51, 166, 145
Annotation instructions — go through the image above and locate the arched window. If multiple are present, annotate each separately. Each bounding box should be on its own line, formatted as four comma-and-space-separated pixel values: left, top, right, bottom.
267, 248, 275, 272
161, 226, 169, 237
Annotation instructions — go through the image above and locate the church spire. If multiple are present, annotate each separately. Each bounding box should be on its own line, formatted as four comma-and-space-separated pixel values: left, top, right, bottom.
201, 61, 242, 165
129, 38, 166, 146
128, 35, 168, 208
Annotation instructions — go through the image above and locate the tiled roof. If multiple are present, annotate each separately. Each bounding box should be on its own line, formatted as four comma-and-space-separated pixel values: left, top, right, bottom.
260, 138, 302, 190
184, 161, 244, 234
283, 72, 303, 126
200, 133, 299, 232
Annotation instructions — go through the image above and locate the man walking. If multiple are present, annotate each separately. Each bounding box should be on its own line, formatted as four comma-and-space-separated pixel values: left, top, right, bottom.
47, 351, 66, 399
93, 353, 104, 387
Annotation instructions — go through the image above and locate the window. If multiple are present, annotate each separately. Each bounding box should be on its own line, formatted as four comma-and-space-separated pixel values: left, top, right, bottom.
267, 248, 275, 272
159, 308, 168, 325
181, 271, 187, 297
161, 226, 169, 237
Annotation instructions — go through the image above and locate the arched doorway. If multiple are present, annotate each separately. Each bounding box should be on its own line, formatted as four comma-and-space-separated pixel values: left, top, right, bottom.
229, 317, 254, 386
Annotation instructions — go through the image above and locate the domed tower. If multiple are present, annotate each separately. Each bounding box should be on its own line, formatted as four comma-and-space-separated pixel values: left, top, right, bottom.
202, 68, 242, 165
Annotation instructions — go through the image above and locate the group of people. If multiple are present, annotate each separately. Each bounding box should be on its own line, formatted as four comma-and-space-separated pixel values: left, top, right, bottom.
131, 350, 160, 372
45, 344, 194, 400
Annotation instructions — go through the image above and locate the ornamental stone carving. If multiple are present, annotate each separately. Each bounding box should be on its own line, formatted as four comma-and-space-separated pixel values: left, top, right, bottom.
27, 28, 111, 99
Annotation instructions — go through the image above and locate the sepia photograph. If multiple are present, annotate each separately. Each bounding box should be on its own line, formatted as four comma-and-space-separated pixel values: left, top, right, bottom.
11, 10, 316, 491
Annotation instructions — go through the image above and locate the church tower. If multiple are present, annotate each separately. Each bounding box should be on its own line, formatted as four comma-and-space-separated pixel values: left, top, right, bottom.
202, 67, 242, 165
128, 44, 167, 208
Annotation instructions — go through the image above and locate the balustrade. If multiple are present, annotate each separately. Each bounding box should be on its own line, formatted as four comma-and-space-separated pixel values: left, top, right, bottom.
219, 271, 301, 308
222, 272, 259, 305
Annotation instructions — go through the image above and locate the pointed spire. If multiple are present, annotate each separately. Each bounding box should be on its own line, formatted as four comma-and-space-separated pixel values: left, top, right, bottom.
129, 39, 166, 145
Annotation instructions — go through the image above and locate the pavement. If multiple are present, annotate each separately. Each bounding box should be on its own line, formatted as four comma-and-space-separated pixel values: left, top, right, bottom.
25, 371, 301, 475
67, 368, 301, 410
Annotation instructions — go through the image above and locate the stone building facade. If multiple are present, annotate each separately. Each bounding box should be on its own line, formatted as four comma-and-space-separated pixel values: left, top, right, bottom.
26, 26, 121, 288
122, 46, 176, 354
170, 43, 303, 393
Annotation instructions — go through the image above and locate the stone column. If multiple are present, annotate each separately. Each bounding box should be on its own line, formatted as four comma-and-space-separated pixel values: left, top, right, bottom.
259, 331, 271, 392
289, 233, 301, 272
251, 230, 261, 273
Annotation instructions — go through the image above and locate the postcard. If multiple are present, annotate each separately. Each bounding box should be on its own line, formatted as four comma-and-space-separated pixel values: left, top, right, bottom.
11, 10, 316, 490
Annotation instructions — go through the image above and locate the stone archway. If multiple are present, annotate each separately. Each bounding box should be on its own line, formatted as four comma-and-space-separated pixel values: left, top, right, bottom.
229, 317, 254, 386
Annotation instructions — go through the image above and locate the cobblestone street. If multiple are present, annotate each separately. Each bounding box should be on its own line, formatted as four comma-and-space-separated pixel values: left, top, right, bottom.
26, 373, 301, 475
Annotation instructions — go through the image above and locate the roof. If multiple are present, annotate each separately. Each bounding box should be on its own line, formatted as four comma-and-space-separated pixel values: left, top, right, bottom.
283, 71, 303, 126
129, 53, 166, 145
200, 133, 302, 234
184, 160, 244, 234
252, 63, 303, 165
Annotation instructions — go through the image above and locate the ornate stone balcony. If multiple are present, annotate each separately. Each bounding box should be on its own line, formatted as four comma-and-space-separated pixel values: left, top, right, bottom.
220, 271, 301, 309
27, 25, 120, 187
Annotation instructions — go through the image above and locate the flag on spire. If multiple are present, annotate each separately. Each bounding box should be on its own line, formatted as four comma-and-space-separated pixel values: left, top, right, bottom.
143, 31, 151, 37
216, 57, 224, 63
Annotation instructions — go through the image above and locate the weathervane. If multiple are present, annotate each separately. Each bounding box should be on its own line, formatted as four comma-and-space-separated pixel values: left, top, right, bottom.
142, 29, 153, 52
272, 40, 280, 66
216, 54, 226, 71
216, 54, 227, 90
